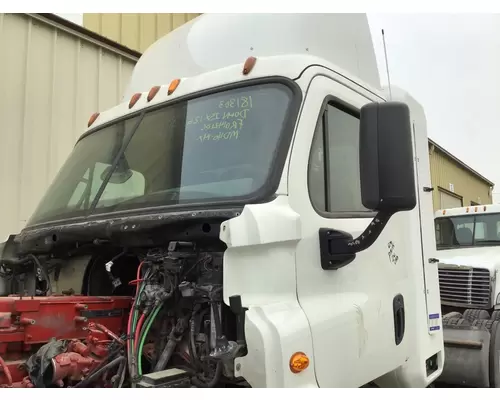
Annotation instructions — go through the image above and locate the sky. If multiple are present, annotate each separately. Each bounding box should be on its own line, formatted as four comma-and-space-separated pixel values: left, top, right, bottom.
56, 13, 500, 199
368, 14, 500, 200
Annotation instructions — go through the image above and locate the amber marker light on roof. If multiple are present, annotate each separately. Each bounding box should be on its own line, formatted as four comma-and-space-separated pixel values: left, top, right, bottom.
243, 56, 257, 75
168, 79, 181, 95
147, 86, 161, 102
129, 93, 142, 109
88, 112, 100, 128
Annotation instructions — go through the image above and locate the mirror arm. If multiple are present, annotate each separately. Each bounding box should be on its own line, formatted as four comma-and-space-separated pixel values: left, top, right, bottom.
340, 210, 394, 254
319, 211, 395, 270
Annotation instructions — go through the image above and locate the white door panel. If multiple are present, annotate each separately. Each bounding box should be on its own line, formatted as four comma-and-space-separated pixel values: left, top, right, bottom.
288, 75, 414, 387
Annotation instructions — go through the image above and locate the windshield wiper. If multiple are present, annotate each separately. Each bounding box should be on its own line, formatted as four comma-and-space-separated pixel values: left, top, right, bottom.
89, 113, 145, 211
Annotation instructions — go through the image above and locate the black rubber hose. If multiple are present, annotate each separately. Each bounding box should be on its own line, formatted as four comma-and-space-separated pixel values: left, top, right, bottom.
212, 302, 223, 335
189, 318, 199, 366
73, 356, 126, 388
153, 315, 169, 368
117, 359, 127, 388
153, 337, 177, 372
113, 358, 127, 388
191, 361, 223, 388
189, 308, 210, 372
112, 359, 125, 388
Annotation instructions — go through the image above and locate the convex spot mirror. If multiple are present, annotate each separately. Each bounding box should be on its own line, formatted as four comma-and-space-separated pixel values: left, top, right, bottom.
359, 101, 416, 213
100, 163, 133, 184
105, 168, 133, 184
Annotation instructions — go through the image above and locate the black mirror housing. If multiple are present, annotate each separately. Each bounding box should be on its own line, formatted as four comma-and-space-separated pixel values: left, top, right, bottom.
318, 101, 417, 270
359, 101, 416, 213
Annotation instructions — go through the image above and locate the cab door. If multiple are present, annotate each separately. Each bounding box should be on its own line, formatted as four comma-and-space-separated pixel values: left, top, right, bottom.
288, 74, 413, 387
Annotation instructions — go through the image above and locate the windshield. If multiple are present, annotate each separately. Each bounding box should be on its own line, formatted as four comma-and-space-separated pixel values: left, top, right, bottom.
27, 82, 295, 226
435, 213, 500, 249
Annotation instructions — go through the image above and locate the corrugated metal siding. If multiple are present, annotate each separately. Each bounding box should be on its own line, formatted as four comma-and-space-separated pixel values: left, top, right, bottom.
83, 13, 201, 53
429, 144, 492, 210
0, 13, 138, 241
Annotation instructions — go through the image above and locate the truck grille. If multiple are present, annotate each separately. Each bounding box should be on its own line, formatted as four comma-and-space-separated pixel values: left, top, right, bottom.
438, 266, 491, 308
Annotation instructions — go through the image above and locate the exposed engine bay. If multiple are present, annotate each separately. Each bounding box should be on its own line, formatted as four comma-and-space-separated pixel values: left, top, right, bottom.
0, 222, 248, 388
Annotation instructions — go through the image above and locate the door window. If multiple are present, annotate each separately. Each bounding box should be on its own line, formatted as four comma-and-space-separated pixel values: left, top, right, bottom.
308, 102, 370, 214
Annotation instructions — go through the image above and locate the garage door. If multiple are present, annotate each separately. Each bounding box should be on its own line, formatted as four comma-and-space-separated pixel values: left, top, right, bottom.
439, 189, 463, 209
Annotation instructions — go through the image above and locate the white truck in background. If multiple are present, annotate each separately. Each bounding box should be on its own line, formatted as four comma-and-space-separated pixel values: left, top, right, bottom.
435, 204, 500, 387
1, 13, 493, 388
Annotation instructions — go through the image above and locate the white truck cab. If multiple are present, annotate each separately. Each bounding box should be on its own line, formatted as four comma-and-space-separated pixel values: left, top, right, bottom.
0, 13, 445, 388
435, 204, 500, 387
435, 204, 500, 311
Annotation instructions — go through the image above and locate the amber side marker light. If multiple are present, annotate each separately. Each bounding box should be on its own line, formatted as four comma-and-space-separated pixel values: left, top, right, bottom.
289, 352, 309, 374
129, 93, 142, 109
147, 86, 161, 102
88, 112, 100, 128
243, 56, 257, 75
168, 79, 181, 95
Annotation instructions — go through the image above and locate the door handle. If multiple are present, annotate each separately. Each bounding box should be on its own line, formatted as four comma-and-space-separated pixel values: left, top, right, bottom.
393, 294, 405, 346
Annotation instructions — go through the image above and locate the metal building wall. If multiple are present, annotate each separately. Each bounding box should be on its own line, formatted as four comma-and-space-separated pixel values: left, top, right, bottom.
429, 144, 492, 210
0, 13, 139, 241
83, 14, 201, 53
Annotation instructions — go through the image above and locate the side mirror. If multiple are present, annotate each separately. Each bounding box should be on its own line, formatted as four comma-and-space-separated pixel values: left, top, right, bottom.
359, 101, 416, 213
318, 101, 417, 271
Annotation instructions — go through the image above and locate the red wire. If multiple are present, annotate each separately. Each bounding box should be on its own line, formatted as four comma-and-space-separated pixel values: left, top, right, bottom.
134, 313, 146, 352
95, 323, 125, 346
0, 355, 13, 387
136, 261, 144, 283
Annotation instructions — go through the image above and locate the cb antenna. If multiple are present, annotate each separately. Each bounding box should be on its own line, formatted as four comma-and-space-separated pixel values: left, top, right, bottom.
381, 29, 393, 100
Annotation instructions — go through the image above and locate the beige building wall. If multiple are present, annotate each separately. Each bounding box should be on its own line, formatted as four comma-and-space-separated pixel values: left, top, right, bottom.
83, 14, 201, 53
429, 141, 493, 210
0, 13, 139, 240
